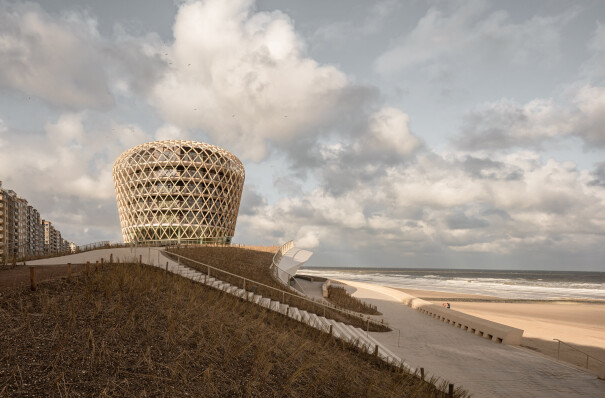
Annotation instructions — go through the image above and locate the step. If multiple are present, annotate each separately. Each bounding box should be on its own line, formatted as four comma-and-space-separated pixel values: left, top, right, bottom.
350, 327, 375, 353
325, 319, 345, 339
279, 303, 289, 316
308, 313, 322, 329
260, 298, 271, 308
289, 307, 302, 321
187, 272, 200, 281
300, 310, 311, 325
317, 316, 333, 334
204, 276, 215, 285
221, 283, 231, 292
211, 280, 222, 289
253, 294, 263, 304
233, 288, 245, 298
246, 292, 255, 301
189, 272, 203, 280
270, 300, 281, 311
334, 322, 358, 344
299, 310, 311, 324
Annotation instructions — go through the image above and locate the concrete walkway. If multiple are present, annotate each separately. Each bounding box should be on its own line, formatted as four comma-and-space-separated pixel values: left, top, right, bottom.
27, 247, 169, 267
292, 277, 328, 303
336, 279, 604, 398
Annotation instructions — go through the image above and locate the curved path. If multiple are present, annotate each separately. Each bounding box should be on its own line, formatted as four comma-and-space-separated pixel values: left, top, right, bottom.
26, 247, 168, 267
336, 279, 604, 398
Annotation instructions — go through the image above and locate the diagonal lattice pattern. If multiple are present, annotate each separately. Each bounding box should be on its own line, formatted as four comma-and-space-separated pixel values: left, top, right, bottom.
112, 140, 245, 245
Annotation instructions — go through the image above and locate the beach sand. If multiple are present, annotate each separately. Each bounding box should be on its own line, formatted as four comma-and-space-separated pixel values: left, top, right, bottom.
394, 287, 605, 376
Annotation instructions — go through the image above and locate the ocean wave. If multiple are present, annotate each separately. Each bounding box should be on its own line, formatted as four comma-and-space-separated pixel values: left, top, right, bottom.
298, 269, 605, 300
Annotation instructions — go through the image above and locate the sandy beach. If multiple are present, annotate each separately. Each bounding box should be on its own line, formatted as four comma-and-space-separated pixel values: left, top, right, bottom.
395, 287, 605, 376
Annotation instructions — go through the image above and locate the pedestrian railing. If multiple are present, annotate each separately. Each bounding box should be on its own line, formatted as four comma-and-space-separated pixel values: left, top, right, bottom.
554, 339, 605, 374
164, 250, 389, 332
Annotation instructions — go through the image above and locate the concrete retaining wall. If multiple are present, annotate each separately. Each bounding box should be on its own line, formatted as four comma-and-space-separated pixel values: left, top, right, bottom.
321, 280, 330, 298
406, 297, 524, 345
334, 279, 524, 346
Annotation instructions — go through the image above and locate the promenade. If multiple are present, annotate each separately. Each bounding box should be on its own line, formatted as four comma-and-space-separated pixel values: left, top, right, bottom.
337, 280, 604, 398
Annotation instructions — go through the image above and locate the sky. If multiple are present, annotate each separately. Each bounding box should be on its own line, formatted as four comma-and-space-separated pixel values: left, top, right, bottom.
0, 0, 604, 271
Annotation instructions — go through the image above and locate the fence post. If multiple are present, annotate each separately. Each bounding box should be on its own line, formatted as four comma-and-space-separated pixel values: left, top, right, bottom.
420, 368, 424, 380
166, 261, 168, 271
29, 267, 36, 291
86, 261, 90, 276
95, 261, 99, 272
373, 344, 379, 356
139, 255, 142, 265
67, 263, 71, 282
448, 384, 454, 397
329, 324, 333, 336
110, 253, 113, 264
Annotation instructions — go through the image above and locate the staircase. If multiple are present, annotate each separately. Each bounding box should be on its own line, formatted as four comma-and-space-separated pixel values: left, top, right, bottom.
153, 259, 405, 368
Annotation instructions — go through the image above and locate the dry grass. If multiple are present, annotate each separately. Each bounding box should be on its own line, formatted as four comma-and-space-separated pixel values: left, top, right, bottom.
328, 285, 381, 315
0, 263, 466, 397
167, 247, 390, 332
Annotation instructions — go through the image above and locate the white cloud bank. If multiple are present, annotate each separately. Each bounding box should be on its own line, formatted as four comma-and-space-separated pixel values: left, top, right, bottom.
0, 0, 603, 270
0, 3, 113, 109
238, 149, 605, 269
151, 0, 355, 161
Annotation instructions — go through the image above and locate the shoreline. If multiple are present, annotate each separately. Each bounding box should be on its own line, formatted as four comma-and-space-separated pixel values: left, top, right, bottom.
393, 287, 605, 304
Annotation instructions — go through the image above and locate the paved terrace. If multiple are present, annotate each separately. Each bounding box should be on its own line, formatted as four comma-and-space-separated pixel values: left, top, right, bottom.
336, 279, 604, 398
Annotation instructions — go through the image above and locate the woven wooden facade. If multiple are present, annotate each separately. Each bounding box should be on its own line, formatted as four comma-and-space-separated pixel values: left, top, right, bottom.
112, 140, 245, 245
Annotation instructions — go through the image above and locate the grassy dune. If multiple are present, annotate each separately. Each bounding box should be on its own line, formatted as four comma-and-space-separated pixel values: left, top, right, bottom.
168, 247, 390, 332
0, 260, 466, 397
327, 285, 381, 315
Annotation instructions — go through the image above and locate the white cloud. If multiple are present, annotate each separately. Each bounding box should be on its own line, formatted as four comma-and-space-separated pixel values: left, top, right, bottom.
0, 114, 152, 201
360, 107, 420, 156
375, 1, 575, 74
456, 84, 605, 150
151, 0, 354, 161
154, 124, 189, 141
573, 85, 605, 146
238, 148, 605, 263
0, 3, 165, 109
0, 3, 113, 109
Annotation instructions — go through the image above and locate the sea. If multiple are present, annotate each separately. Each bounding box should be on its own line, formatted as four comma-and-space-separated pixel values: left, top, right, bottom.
299, 267, 605, 301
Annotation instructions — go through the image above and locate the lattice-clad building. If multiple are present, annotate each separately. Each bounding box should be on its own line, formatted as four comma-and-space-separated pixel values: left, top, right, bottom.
112, 140, 245, 245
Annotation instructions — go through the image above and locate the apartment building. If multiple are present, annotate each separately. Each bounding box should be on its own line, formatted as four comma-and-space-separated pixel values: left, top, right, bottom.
0, 180, 73, 264
0, 182, 5, 263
